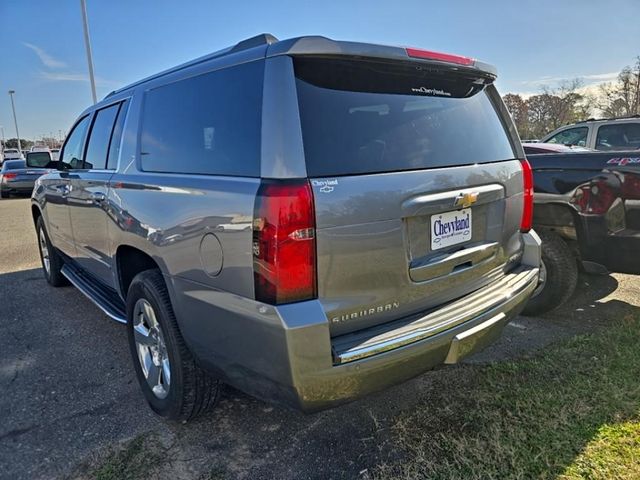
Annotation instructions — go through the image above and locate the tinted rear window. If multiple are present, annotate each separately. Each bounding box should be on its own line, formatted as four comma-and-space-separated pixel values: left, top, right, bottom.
294, 58, 515, 177
2, 160, 25, 171
26, 152, 51, 167
140, 60, 264, 177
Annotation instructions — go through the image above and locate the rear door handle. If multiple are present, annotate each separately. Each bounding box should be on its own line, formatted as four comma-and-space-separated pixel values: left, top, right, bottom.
90, 192, 106, 203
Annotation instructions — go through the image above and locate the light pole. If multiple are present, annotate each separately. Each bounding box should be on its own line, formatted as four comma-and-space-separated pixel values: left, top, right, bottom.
80, 0, 98, 104
8, 90, 22, 155
0, 126, 5, 149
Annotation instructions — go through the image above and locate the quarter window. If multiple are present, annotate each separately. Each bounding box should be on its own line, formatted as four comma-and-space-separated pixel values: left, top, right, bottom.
60, 115, 91, 170
595, 123, 640, 151
140, 60, 264, 177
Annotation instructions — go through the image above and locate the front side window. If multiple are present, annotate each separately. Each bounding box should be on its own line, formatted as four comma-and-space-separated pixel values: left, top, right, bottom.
595, 123, 640, 151
84, 103, 121, 170
545, 127, 588, 147
60, 115, 91, 170
140, 60, 264, 176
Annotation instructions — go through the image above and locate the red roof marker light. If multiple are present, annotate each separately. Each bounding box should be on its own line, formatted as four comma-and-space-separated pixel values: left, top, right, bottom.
406, 47, 475, 66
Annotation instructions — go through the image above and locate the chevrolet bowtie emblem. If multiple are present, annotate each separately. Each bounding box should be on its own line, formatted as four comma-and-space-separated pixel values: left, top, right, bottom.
453, 192, 479, 208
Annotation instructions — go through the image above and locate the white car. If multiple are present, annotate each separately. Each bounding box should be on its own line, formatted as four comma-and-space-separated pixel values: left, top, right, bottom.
541, 115, 640, 151
50, 148, 60, 160
2, 148, 23, 162
30, 146, 51, 153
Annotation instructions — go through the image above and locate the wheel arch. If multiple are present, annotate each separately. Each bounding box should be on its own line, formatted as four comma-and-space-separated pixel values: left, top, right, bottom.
115, 245, 166, 299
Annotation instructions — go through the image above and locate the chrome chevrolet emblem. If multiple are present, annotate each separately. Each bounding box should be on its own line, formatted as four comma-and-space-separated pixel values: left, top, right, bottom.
453, 192, 479, 209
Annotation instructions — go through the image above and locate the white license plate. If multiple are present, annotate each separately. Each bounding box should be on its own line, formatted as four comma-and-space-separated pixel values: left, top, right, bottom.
431, 208, 472, 250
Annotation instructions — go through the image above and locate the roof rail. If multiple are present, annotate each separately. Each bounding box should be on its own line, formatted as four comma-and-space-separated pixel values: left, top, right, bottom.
105, 33, 278, 99
567, 113, 640, 127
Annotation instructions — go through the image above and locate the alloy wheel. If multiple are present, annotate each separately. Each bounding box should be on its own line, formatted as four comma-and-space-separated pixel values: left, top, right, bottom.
133, 298, 171, 399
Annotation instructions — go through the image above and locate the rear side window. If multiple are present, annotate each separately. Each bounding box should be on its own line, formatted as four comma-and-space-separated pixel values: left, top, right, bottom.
294, 58, 515, 177
140, 61, 264, 176
60, 115, 91, 170
107, 101, 129, 169
84, 103, 121, 170
545, 127, 588, 147
595, 123, 640, 151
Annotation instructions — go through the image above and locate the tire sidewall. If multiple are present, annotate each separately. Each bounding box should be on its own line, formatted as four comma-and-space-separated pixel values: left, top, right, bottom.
523, 231, 578, 316
126, 274, 185, 418
36, 217, 53, 283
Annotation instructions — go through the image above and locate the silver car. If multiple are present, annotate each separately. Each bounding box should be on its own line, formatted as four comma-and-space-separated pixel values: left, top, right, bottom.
31, 34, 540, 420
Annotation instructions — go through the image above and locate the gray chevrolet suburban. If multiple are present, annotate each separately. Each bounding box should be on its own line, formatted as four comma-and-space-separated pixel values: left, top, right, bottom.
31, 34, 541, 420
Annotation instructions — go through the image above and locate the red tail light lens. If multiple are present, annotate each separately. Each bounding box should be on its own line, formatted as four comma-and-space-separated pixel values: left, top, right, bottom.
621, 173, 640, 200
2, 173, 17, 181
520, 159, 534, 232
571, 179, 617, 214
406, 47, 474, 66
253, 180, 317, 305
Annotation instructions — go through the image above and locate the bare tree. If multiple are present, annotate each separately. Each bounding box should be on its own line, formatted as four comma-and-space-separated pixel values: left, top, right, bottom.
595, 57, 640, 117
503, 79, 592, 139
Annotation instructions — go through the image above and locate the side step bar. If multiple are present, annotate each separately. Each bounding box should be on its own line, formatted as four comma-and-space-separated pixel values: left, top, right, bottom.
61, 263, 127, 324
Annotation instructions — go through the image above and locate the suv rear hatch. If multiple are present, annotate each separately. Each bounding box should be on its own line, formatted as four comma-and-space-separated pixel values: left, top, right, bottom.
293, 55, 527, 336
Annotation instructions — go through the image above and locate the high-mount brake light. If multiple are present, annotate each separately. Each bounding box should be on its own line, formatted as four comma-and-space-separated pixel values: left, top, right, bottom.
520, 159, 534, 232
252, 180, 317, 305
405, 47, 474, 66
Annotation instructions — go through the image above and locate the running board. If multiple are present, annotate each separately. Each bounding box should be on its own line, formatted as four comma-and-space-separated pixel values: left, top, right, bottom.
61, 263, 127, 324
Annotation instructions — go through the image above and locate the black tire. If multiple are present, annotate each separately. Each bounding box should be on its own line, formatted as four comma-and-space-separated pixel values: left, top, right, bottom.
126, 269, 220, 421
522, 230, 578, 316
36, 216, 69, 287
0, 190, 9, 199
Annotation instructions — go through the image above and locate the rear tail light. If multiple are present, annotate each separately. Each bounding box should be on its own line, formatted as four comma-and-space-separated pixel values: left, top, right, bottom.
253, 180, 317, 304
406, 47, 474, 66
520, 159, 534, 232
621, 173, 640, 200
571, 179, 617, 214
2, 173, 17, 181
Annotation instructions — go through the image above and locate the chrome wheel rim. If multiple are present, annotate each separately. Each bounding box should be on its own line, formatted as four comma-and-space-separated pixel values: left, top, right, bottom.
133, 298, 171, 399
532, 259, 548, 298
39, 228, 50, 276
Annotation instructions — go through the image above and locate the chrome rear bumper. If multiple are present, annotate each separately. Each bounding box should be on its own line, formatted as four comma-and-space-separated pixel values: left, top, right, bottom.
332, 266, 539, 364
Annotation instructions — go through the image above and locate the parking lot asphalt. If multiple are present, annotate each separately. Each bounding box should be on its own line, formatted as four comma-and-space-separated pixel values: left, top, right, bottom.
1, 197, 639, 480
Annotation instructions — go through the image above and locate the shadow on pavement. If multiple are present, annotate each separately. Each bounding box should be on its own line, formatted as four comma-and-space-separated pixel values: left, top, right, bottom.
2, 264, 639, 480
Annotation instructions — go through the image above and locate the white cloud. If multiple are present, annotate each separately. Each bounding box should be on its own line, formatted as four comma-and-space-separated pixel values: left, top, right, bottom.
39, 71, 118, 87
23, 42, 67, 69
519, 71, 619, 89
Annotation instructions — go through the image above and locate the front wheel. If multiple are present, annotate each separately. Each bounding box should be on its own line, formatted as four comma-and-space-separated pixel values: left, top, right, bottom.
522, 230, 578, 316
126, 269, 220, 421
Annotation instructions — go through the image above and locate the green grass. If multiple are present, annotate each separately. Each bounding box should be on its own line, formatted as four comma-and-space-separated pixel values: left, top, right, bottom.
374, 313, 640, 480
90, 434, 162, 480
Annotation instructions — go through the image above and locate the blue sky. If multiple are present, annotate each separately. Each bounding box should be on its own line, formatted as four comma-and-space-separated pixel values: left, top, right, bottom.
0, 0, 639, 140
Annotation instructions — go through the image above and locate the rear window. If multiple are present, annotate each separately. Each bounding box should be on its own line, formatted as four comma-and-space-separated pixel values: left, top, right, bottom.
2, 160, 25, 171
294, 58, 515, 177
26, 152, 51, 167
140, 60, 264, 177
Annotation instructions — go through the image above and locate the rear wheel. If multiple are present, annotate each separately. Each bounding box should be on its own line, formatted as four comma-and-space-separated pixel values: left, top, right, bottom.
126, 269, 220, 421
522, 230, 578, 316
36, 216, 68, 287
0, 190, 9, 199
